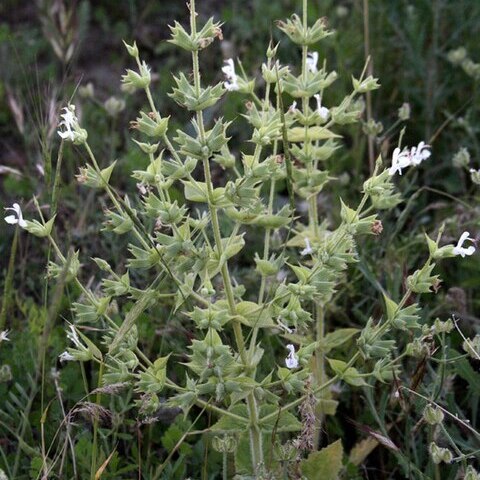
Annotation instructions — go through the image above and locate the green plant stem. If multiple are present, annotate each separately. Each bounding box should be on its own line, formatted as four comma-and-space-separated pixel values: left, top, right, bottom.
0, 226, 18, 330
90, 361, 104, 480
300, 0, 326, 447
251, 66, 277, 351
188, 0, 263, 469
223, 450, 228, 480
363, 0, 375, 173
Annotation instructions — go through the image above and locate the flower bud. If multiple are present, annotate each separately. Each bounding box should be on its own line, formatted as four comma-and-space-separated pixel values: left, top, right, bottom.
24, 216, 56, 238
133, 139, 159, 154
447, 47, 467, 65
398, 102, 411, 121
463, 335, 480, 359
423, 404, 444, 425
470, 169, 480, 185
131, 112, 169, 138
212, 435, 237, 453
92, 258, 111, 272
79, 82, 95, 99
266, 42, 279, 58
352, 75, 380, 93
362, 119, 383, 136
452, 147, 470, 168
406, 338, 430, 358
123, 40, 139, 58
0, 364, 12, 383
429, 442, 453, 464
336, 5, 349, 18
462, 59, 480, 81
121, 61, 151, 90
432, 318, 454, 334
465, 466, 480, 480
104, 96, 126, 117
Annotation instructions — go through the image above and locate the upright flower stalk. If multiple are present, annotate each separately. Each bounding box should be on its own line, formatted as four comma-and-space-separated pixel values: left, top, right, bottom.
188, 0, 263, 468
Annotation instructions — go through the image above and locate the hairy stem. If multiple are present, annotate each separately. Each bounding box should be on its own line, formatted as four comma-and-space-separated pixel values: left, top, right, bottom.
189, 0, 263, 468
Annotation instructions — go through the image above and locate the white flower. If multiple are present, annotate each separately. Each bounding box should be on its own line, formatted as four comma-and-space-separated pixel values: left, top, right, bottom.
57, 105, 77, 141
66, 324, 82, 348
289, 101, 298, 112
0, 330, 10, 342
314, 94, 329, 121
59, 351, 74, 362
277, 320, 293, 334
410, 141, 431, 166
57, 104, 87, 143
388, 147, 412, 175
388, 141, 431, 176
306, 51, 319, 73
300, 237, 313, 256
222, 59, 239, 91
285, 344, 299, 369
453, 231, 476, 257
4, 203, 27, 228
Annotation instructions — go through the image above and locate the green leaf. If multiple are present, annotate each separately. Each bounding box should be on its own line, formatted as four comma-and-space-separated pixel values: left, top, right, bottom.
327, 358, 348, 376
211, 405, 249, 432
301, 439, 344, 480
327, 358, 368, 387
234, 301, 275, 328
109, 289, 156, 354
287, 126, 340, 143
321, 328, 360, 353
258, 404, 302, 432
182, 180, 229, 207
455, 355, 480, 396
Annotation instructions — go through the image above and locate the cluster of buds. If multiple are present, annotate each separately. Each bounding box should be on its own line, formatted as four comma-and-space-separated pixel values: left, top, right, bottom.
429, 442, 453, 464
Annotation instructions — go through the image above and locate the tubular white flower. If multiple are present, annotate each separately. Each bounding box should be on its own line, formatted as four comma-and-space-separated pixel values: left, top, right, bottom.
388, 147, 412, 176
222, 59, 239, 91
4, 203, 27, 228
453, 231, 476, 257
66, 324, 82, 348
388, 141, 431, 176
57, 106, 76, 141
57, 104, 87, 143
300, 237, 313, 256
59, 351, 75, 362
277, 320, 293, 334
306, 51, 318, 73
410, 141, 431, 166
314, 94, 329, 121
0, 330, 10, 342
289, 101, 298, 112
285, 344, 299, 369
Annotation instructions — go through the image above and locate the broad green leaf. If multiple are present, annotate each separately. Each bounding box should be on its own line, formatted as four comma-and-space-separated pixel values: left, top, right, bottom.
211, 405, 249, 432
321, 328, 360, 353
455, 355, 480, 396
287, 126, 341, 142
234, 301, 275, 328
182, 180, 229, 207
317, 398, 339, 416
327, 358, 368, 387
301, 439, 343, 480
258, 404, 302, 432
109, 289, 156, 354
349, 437, 379, 466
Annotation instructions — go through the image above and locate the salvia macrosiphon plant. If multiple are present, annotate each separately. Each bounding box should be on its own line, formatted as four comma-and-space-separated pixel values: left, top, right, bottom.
4, 0, 480, 478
